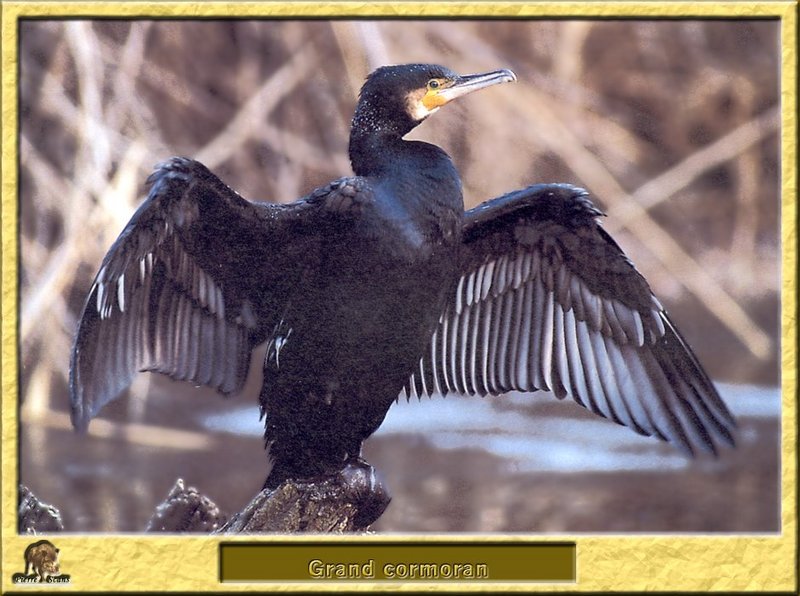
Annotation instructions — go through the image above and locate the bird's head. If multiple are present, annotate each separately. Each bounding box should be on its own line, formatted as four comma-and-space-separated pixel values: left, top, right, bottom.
352, 63, 517, 138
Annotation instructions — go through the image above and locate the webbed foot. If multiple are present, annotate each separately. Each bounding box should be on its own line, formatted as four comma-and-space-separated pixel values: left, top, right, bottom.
339, 457, 391, 528
249, 456, 391, 532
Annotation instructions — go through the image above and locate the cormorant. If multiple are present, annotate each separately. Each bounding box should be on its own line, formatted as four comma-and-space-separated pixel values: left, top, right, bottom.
70, 64, 736, 513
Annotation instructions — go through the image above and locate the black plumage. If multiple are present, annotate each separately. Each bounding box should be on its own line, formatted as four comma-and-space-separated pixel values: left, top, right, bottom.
70, 64, 735, 495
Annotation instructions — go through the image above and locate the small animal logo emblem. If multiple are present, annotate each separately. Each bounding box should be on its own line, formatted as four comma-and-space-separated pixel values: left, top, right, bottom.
11, 540, 71, 584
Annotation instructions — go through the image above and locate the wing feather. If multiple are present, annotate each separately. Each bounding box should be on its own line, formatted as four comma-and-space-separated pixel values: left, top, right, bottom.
527, 276, 546, 391
497, 290, 515, 391
516, 279, 533, 390
487, 279, 504, 392
539, 290, 556, 394
440, 313, 453, 393
552, 300, 572, 400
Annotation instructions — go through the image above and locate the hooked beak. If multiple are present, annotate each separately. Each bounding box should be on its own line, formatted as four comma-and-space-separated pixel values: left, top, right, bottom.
438, 68, 517, 103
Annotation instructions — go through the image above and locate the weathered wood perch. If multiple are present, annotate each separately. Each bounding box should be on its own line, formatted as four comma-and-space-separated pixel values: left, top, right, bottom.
19, 474, 386, 534
144, 480, 227, 532
18, 485, 64, 534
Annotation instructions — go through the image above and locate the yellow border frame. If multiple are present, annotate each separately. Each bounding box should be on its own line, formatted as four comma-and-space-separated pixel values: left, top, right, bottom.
1, 2, 796, 592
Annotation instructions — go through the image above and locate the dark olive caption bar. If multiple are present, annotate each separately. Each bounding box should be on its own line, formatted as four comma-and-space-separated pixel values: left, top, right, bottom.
220, 542, 576, 582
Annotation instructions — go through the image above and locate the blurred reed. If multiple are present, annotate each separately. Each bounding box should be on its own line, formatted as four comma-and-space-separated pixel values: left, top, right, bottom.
18, 19, 779, 455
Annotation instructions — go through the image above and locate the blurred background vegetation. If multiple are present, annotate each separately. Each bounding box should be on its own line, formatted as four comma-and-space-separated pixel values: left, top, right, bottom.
18, 19, 780, 532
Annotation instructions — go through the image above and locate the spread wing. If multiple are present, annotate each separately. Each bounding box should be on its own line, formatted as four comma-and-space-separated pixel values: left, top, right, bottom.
69, 157, 317, 430
404, 183, 736, 456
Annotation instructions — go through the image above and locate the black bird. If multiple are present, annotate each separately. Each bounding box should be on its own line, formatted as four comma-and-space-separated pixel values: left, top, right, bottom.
70, 64, 735, 508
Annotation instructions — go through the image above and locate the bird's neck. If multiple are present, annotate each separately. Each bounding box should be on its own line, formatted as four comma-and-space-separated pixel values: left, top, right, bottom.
349, 129, 457, 182
349, 130, 464, 224
348, 130, 406, 177
348, 99, 421, 177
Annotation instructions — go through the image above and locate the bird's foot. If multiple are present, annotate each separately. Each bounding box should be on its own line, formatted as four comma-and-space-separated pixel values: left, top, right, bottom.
338, 457, 391, 528
248, 457, 391, 532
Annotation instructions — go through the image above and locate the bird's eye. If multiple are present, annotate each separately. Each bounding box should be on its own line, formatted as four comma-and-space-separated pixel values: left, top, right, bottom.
427, 79, 441, 90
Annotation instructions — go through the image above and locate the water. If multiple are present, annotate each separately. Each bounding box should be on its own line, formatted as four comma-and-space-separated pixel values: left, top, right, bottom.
20, 381, 780, 532
200, 382, 780, 474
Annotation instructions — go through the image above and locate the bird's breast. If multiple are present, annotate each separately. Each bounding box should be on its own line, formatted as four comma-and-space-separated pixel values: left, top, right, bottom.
366, 173, 463, 261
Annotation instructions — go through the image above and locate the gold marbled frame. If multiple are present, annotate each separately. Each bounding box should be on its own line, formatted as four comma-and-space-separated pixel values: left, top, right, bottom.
1, 1, 796, 592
